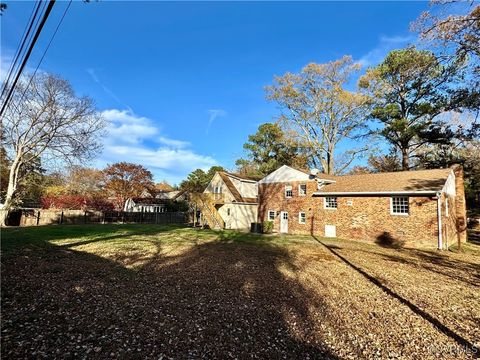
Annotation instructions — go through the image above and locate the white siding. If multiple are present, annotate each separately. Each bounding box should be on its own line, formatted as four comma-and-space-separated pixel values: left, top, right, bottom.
229, 176, 257, 198
218, 204, 258, 230
442, 171, 456, 197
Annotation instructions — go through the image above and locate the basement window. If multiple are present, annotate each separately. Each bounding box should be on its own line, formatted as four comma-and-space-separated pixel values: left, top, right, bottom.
391, 196, 409, 215
268, 210, 275, 221
324, 197, 338, 209
299, 212, 306, 224
285, 185, 293, 198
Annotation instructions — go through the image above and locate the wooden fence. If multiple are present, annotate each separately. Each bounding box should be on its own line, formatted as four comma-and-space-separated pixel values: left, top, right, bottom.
3, 209, 188, 227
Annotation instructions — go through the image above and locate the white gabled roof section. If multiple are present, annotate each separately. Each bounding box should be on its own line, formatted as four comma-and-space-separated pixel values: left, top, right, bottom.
441, 170, 456, 197
259, 165, 311, 184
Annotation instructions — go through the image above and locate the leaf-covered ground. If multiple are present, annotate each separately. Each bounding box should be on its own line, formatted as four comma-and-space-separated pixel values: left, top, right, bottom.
1, 225, 479, 359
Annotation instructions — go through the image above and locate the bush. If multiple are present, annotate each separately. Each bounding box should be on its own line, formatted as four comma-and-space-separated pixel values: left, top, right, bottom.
41, 194, 114, 211
263, 220, 274, 234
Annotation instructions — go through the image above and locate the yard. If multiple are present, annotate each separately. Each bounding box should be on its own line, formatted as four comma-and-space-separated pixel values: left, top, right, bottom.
1, 225, 479, 359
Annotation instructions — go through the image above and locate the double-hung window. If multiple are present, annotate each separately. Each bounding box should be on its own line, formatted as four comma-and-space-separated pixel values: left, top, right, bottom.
299, 184, 307, 196
391, 196, 409, 215
299, 212, 306, 224
324, 197, 338, 209
285, 185, 293, 198
268, 210, 275, 221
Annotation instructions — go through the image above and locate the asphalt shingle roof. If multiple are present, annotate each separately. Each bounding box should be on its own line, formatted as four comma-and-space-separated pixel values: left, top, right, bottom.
315, 168, 452, 194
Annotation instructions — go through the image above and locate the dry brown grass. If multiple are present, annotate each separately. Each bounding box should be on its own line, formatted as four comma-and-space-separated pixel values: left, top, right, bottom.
2, 225, 479, 359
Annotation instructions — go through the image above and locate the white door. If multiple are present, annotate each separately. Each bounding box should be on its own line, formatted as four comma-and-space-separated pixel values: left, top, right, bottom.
280, 212, 288, 233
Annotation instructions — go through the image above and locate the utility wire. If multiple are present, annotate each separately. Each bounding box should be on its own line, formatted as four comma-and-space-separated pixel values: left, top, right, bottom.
0, 0, 56, 118
0, 0, 43, 101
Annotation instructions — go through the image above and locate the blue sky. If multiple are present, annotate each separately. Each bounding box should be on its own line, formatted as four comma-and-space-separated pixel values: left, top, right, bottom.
1, 1, 428, 184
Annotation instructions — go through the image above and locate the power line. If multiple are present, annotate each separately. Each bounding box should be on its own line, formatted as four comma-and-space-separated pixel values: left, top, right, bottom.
0, 0, 43, 101
0, 0, 56, 118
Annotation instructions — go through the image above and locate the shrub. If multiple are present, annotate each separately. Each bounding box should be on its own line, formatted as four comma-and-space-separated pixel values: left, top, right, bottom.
263, 220, 274, 234
41, 194, 114, 211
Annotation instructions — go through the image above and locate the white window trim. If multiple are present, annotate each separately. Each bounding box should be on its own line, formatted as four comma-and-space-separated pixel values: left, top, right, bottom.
298, 212, 306, 224
324, 197, 338, 210
298, 184, 307, 196
268, 210, 275, 221
285, 185, 293, 198
390, 196, 409, 216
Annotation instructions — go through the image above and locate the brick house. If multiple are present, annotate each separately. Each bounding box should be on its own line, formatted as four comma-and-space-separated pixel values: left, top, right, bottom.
258, 165, 467, 248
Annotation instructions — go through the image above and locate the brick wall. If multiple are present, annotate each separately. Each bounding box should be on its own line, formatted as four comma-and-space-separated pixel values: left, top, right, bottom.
258, 181, 440, 247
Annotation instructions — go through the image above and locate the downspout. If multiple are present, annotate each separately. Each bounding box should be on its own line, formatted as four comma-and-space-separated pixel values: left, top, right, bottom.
436, 192, 443, 250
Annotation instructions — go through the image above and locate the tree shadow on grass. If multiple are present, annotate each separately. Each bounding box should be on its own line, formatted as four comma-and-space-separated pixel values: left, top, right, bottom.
1, 231, 339, 359
313, 236, 478, 356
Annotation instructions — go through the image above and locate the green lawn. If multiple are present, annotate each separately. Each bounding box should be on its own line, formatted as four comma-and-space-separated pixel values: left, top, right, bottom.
2, 224, 479, 359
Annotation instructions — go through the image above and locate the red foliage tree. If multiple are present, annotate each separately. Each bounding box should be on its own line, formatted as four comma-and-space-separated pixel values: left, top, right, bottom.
103, 162, 155, 210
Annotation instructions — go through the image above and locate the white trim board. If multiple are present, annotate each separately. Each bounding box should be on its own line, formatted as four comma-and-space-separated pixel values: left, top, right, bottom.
312, 190, 439, 196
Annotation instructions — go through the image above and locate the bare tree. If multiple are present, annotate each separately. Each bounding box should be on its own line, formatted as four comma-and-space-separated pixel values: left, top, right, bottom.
1, 73, 105, 222
414, 0, 480, 83
266, 56, 371, 174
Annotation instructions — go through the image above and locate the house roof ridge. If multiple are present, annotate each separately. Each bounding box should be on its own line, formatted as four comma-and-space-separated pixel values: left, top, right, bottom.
336, 167, 452, 178
220, 171, 259, 182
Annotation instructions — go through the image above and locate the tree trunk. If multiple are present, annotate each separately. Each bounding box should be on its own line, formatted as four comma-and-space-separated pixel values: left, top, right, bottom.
326, 144, 335, 175
401, 148, 409, 171
1, 156, 22, 226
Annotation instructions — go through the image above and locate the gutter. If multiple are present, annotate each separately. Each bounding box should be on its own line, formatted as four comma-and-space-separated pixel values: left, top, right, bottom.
312, 190, 439, 196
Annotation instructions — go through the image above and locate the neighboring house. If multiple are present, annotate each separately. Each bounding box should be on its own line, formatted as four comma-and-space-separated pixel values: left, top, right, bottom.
157, 190, 187, 202
201, 172, 258, 230
124, 190, 188, 213
258, 165, 466, 248
124, 198, 167, 213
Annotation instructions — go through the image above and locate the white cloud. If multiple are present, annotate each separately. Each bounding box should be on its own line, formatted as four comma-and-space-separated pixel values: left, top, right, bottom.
357, 34, 416, 67
158, 136, 190, 148
86, 68, 131, 110
99, 108, 217, 183
102, 109, 158, 145
206, 109, 227, 134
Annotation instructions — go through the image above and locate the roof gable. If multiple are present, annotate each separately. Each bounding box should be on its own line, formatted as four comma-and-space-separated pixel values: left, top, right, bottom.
205, 172, 258, 203
259, 165, 313, 184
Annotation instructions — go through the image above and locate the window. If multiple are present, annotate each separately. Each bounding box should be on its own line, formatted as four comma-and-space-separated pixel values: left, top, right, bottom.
227, 208, 231, 216
214, 186, 222, 194
299, 184, 307, 196
268, 210, 275, 221
324, 197, 338, 209
285, 185, 293, 198
299, 212, 306, 224
445, 197, 449, 217
391, 196, 409, 215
